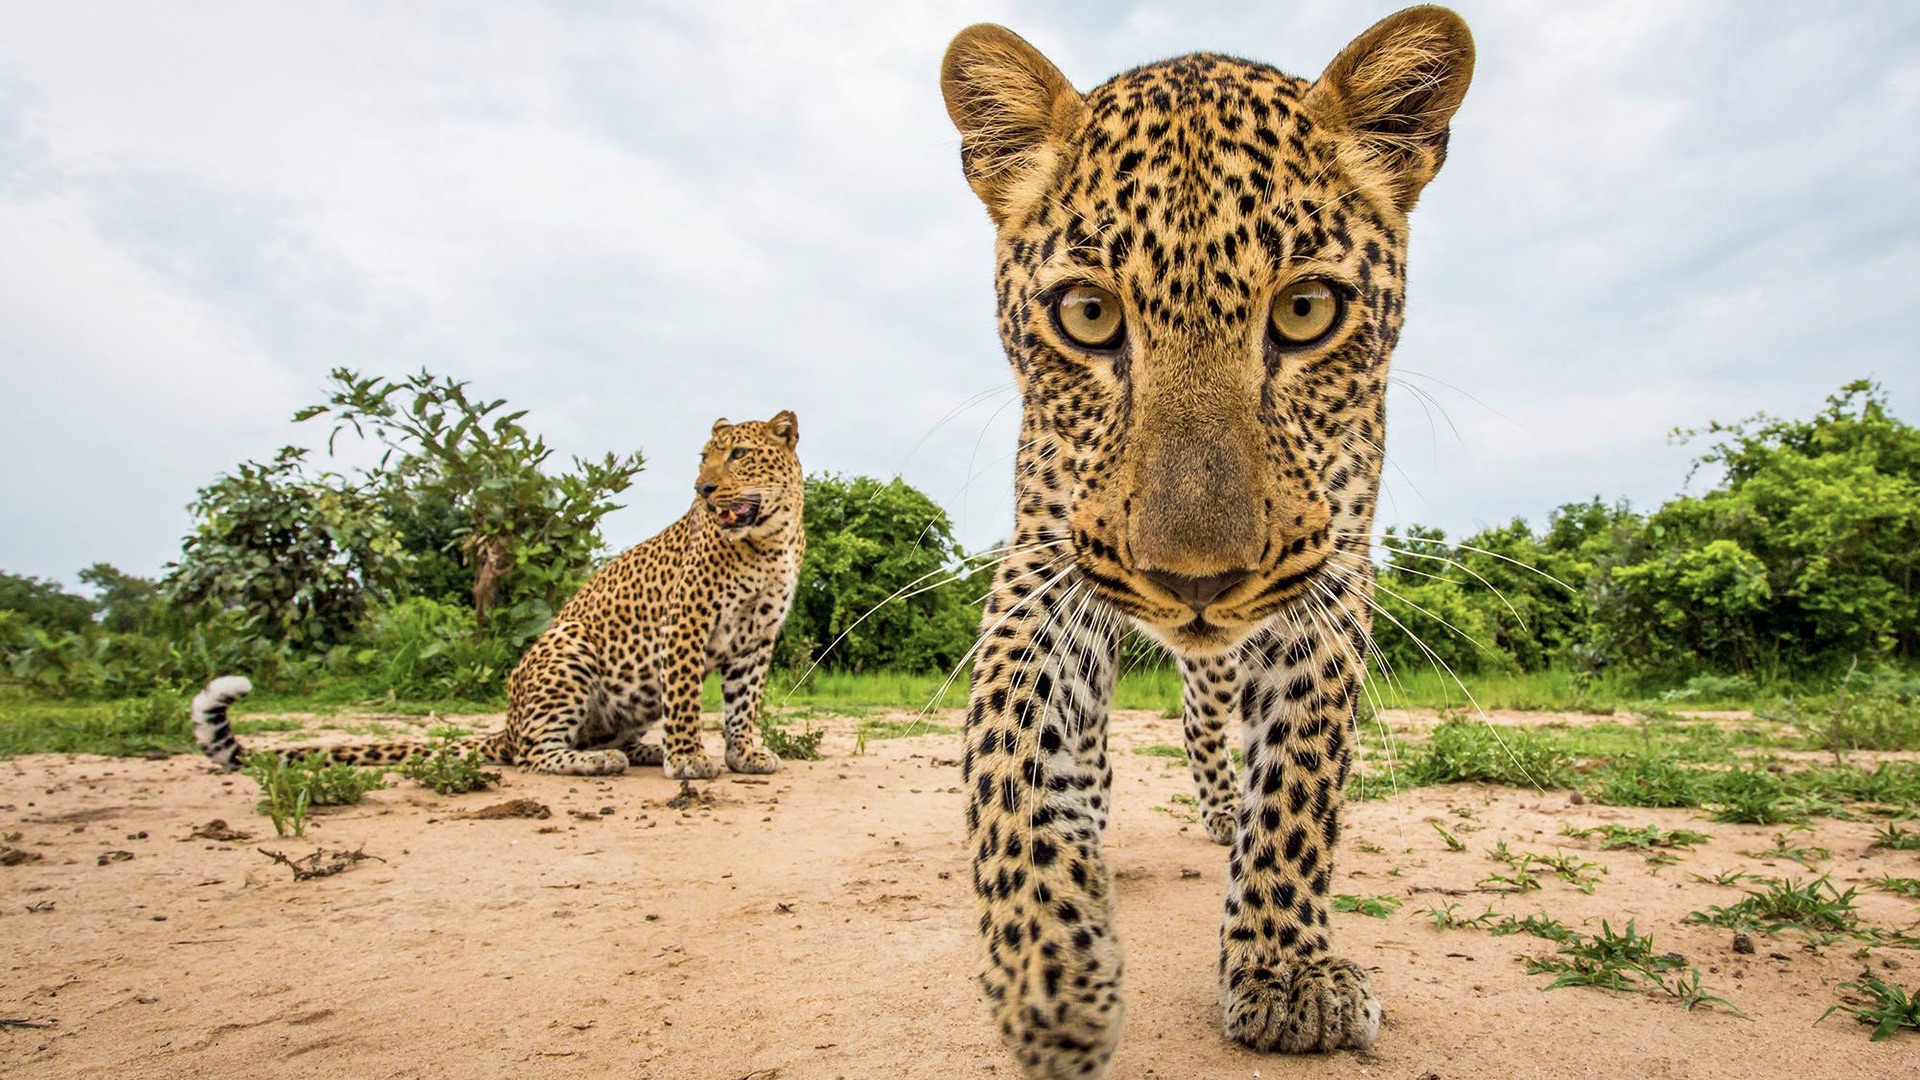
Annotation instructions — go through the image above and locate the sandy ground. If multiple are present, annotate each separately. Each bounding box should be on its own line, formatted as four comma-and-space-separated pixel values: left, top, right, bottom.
3, 708, 1917, 1080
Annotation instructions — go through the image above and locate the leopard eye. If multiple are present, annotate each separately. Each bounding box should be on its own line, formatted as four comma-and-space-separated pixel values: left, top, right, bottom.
727, 447, 746, 462
1053, 284, 1125, 349
1269, 279, 1342, 346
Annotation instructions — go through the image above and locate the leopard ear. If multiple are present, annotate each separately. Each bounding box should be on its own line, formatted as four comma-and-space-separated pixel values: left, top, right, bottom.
712, 417, 732, 436
768, 410, 798, 449
941, 24, 1086, 225
1307, 5, 1474, 212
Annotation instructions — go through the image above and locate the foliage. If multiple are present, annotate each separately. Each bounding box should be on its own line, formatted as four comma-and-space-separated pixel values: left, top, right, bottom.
1822, 977, 1920, 1042
1589, 755, 1703, 808
353, 597, 520, 700
78, 564, 162, 633
778, 473, 986, 675
758, 712, 826, 761
167, 447, 407, 647
241, 751, 385, 837
396, 738, 499, 795
1686, 875, 1860, 936
298, 368, 645, 641
0, 571, 96, 633
1331, 894, 1401, 918
1705, 762, 1792, 825
0, 690, 192, 756
1402, 717, 1573, 788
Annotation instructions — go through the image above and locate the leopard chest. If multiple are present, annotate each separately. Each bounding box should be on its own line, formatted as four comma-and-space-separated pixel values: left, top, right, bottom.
703, 551, 801, 661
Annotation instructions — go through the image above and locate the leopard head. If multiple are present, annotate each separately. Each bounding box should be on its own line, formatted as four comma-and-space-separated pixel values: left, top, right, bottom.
942, 7, 1473, 655
696, 410, 803, 541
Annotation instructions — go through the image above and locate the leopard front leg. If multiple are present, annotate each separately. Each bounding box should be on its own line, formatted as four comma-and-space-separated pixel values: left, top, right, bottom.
965, 570, 1124, 1080
658, 598, 721, 781
1179, 654, 1241, 845
719, 634, 780, 774
1219, 615, 1378, 1053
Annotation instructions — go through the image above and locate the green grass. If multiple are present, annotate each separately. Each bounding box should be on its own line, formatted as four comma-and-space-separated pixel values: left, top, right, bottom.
1332, 894, 1402, 918
1821, 977, 1920, 1041
1740, 827, 1829, 867
1402, 718, 1573, 788
1522, 920, 1742, 1014
1686, 875, 1860, 936
1874, 875, 1920, 899
1564, 823, 1712, 853
0, 691, 193, 756
1872, 823, 1920, 852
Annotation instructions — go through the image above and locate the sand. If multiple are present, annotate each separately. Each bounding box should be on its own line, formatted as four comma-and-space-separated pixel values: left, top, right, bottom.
3, 708, 1916, 1079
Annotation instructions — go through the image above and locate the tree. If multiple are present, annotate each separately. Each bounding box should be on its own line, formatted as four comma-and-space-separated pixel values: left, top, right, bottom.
78, 563, 161, 634
166, 447, 406, 646
778, 474, 985, 674
1591, 380, 1918, 674
297, 369, 646, 641
0, 571, 96, 633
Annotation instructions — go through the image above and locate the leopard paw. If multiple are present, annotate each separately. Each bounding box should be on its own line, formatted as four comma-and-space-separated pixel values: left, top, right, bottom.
1224, 957, 1379, 1053
663, 753, 722, 781
1202, 803, 1238, 846
726, 746, 781, 774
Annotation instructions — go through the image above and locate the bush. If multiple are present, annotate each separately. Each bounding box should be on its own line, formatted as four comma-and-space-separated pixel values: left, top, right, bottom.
1403, 718, 1573, 788
355, 597, 519, 700
242, 751, 386, 837
397, 738, 499, 795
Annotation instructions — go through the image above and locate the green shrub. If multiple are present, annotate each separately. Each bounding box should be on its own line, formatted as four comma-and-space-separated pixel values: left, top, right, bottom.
397, 739, 499, 795
242, 751, 385, 837
1403, 719, 1572, 788
355, 597, 518, 700
758, 713, 825, 761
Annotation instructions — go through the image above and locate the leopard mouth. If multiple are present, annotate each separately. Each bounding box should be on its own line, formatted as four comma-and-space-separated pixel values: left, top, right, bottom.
713, 495, 763, 529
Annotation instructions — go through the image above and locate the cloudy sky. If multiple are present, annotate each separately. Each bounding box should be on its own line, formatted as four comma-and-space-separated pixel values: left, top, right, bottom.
2, 1, 1916, 587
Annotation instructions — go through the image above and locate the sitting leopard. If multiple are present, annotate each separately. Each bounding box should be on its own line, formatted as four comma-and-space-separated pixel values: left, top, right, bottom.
940, 7, 1473, 1076
193, 411, 805, 779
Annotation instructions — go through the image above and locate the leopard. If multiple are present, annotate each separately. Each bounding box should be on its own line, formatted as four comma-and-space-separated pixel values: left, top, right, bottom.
939, 7, 1474, 1076
192, 410, 806, 781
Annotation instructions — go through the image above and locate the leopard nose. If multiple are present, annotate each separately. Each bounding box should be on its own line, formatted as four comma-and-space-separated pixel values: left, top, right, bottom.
697, 483, 717, 498
1140, 569, 1253, 612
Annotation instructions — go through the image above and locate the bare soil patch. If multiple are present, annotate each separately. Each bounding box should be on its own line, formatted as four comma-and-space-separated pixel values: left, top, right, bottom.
2, 709, 1914, 1078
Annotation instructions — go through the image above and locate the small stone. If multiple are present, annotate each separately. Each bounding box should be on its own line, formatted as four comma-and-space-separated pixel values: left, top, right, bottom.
1731, 933, 1754, 954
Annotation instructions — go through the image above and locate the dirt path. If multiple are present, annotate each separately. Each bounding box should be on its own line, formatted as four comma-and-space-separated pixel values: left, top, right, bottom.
3, 709, 1915, 1078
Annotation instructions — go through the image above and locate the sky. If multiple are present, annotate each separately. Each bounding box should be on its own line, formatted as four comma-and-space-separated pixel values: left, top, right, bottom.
2, 1, 1917, 588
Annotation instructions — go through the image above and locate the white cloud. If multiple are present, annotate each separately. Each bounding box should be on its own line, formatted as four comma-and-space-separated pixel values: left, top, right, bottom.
0, 1, 1915, 585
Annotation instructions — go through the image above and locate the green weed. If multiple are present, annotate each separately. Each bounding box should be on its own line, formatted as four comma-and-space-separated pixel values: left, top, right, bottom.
1686, 875, 1859, 936
1707, 763, 1794, 825
241, 751, 384, 837
396, 739, 498, 795
759, 713, 825, 761
1404, 719, 1573, 788
1874, 875, 1920, 899
1872, 823, 1920, 852
1332, 894, 1402, 919
1135, 743, 1188, 761
1588, 755, 1703, 809
1566, 823, 1712, 854
1487, 910, 1580, 944
1820, 977, 1920, 1041
1740, 826, 1830, 867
